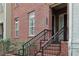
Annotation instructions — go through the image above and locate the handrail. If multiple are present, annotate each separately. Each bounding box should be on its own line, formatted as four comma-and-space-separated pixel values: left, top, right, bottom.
42, 27, 64, 48
17, 27, 64, 56
23, 29, 50, 46
41, 27, 64, 56
18, 49, 23, 55
23, 31, 48, 48
18, 29, 51, 56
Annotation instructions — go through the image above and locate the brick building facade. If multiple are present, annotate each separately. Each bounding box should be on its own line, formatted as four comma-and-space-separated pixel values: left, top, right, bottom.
10, 3, 68, 56
11, 3, 50, 41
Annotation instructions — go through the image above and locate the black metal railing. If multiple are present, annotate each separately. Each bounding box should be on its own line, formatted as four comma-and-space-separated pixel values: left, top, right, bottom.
0, 33, 3, 39
17, 49, 23, 56
18, 29, 51, 56
41, 27, 64, 56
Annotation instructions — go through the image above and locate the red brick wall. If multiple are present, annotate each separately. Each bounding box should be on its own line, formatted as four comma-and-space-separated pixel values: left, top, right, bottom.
60, 41, 68, 56
11, 3, 51, 42
11, 4, 68, 56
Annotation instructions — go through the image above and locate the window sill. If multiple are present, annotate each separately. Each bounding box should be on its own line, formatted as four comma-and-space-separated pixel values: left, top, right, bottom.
15, 36, 19, 39
28, 35, 35, 38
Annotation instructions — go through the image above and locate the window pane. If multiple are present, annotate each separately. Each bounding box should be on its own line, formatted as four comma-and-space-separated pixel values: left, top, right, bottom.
59, 14, 64, 41
33, 18, 35, 26
29, 27, 32, 35
16, 22, 19, 31
59, 15, 64, 29
29, 12, 35, 35
15, 17, 19, 36
30, 19, 33, 26
0, 3, 3, 13
29, 27, 35, 35
16, 31, 19, 36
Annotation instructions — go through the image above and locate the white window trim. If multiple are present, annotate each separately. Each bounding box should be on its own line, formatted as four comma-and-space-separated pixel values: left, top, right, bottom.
29, 12, 35, 36
15, 21, 19, 30
15, 18, 19, 37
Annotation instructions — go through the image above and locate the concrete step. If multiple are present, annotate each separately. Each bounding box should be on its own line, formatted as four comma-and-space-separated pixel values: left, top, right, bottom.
36, 52, 59, 56
43, 54, 57, 56
5, 54, 16, 56
49, 44, 60, 47
43, 50, 60, 55
40, 40, 48, 44
36, 52, 42, 56
41, 41, 49, 47
46, 46, 60, 50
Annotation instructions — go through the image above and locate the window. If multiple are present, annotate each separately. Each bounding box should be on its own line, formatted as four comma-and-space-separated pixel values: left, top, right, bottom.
0, 23, 3, 39
0, 3, 3, 13
59, 14, 65, 41
29, 12, 35, 36
45, 17, 48, 25
15, 17, 19, 37
14, 3, 19, 8
59, 14, 64, 30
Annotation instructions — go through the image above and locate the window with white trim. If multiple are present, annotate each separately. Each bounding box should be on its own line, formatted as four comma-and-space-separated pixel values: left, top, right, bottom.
15, 17, 19, 37
14, 3, 19, 7
0, 4, 3, 13
29, 12, 35, 36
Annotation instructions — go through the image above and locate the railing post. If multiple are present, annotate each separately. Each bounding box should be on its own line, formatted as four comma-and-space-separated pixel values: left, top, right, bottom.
22, 45, 25, 56
44, 30, 46, 41
18, 50, 20, 55
40, 40, 42, 49
44, 29, 48, 41
41, 47, 44, 56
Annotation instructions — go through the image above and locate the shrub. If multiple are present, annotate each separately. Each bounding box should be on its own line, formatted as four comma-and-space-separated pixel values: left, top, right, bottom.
0, 38, 15, 54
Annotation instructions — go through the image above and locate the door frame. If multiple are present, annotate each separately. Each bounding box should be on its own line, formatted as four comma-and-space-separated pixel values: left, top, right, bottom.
0, 23, 3, 39
59, 13, 67, 41
58, 13, 67, 30
52, 15, 56, 36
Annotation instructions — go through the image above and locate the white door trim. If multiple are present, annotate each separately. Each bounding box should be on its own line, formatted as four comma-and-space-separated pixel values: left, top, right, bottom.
68, 3, 72, 56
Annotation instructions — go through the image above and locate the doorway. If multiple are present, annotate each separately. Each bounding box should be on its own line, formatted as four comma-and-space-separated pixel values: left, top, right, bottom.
0, 23, 3, 39
51, 3, 68, 42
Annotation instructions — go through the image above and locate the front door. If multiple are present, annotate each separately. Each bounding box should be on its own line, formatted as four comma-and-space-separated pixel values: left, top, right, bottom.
52, 15, 55, 36
59, 13, 67, 41
59, 14, 65, 41
51, 3, 68, 43
51, 14, 67, 43
0, 23, 3, 39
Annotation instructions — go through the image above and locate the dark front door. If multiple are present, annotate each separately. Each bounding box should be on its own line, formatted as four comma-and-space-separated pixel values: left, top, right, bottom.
51, 3, 68, 43
64, 14, 67, 41
52, 16, 55, 36
0, 23, 3, 39
58, 13, 67, 41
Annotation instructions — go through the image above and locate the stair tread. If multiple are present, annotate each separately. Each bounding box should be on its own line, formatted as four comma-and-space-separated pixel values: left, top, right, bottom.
36, 52, 59, 56
41, 41, 49, 47
47, 46, 60, 49
43, 54, 58, 56
42, 41, 60, 47
49, 44, 60, 46
5, 54, 16, 56
36, 52, 42, 56
44, 50, 60, 52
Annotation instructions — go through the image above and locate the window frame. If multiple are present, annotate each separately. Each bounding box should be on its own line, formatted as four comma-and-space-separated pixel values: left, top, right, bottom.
29, 11, 35, 36
15, 17, 19, 37
59, 13, 67, 29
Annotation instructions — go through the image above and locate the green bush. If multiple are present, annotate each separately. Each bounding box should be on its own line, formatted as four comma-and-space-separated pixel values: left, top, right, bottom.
0, 38, 15, 54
